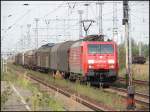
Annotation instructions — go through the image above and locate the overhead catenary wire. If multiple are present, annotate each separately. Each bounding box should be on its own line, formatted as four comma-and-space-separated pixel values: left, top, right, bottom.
4, 9, 32, 33
45, 2, 147, 40
2, 1, 140, 35
42, 1, 65, 19
2, 3, 69, 6
1, 9, 33, 42
2, 1, 148, 53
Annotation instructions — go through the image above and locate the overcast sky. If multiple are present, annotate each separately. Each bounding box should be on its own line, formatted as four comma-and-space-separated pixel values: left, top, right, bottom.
1, 1, 149, 53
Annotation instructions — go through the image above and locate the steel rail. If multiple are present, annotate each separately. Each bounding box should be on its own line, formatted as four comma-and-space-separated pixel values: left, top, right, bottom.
26, 74, 116, 111
10, 65, 149, 110
108, 86, 149, 107
118, 77, 149, 85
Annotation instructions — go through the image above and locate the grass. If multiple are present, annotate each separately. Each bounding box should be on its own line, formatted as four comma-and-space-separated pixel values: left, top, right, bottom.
8, 64, 127, 110
112, 81, 149, 95
134, 84, 149, 95
132, 64, 149, 81
1, 66, 65, 111
1, 81, 13, 109
119, 64, 149, 81
8, 63, 149, 110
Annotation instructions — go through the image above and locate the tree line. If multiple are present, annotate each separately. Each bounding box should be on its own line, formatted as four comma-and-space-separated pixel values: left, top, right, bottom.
118, 38, 149, 69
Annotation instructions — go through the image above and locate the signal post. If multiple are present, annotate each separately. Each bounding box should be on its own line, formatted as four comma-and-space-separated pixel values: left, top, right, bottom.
122, 0, 135, 110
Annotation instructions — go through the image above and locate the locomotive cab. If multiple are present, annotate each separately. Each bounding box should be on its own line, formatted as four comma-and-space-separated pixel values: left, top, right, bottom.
69, 35, 119, 85
84, 41, 119, 84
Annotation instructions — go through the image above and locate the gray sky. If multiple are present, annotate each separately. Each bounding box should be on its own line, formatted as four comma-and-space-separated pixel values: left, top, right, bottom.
1, 1, 149, 53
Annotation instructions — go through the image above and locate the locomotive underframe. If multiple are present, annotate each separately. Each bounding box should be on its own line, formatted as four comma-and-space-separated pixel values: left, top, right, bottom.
86, 69, 117, 85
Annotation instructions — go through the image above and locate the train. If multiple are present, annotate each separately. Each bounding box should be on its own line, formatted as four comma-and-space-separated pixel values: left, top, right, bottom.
14, 35, 119, 85
132, 56, 146, 64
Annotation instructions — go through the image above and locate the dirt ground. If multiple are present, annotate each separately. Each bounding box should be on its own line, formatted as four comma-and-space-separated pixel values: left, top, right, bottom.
1, 81, 31, 111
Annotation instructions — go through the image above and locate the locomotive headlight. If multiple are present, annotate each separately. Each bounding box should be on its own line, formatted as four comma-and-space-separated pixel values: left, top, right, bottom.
108, 59, 115, 64
89, 65, 93, 68
88, 60, 94, 64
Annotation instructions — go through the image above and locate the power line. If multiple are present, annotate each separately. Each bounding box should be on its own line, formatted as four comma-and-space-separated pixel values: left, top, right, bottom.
34, 18, 40, 49
41, 1, 65, 19
131, 13, 148, 22
4, 9, 31, 33
2, 3, 68, 6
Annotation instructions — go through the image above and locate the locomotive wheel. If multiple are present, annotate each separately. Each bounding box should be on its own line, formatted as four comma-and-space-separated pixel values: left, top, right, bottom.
99, 83, 110, 88
69, 73, 78, 82
103, 83, 110, 88
64, 73, 70, 79
80, 80, 87, 85
69, 76, 76, 82
80, 76, 87, 85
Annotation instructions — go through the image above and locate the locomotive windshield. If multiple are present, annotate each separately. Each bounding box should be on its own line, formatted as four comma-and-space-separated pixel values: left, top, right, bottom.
88, 44, 114, 54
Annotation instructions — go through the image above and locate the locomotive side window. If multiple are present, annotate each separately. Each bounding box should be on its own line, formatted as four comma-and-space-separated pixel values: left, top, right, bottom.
88, 44, 114, 54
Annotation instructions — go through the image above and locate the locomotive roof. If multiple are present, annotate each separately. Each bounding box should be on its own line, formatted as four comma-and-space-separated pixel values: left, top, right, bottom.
78, 34, 112, 42
51, 42, 63, 52
81, 35, 104, 41
40, 43, 55, 48
36, 43, 55, 52
37, 47, 52, 52
24, 50, 36, 55
71, 35, 114, 48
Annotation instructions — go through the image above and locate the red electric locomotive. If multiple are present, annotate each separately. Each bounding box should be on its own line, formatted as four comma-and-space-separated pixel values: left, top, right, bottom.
69, 35, 119, 85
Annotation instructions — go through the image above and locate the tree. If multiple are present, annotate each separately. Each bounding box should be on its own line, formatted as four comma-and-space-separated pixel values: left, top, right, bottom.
118, 43, 126, 70
118, 38, 149, 70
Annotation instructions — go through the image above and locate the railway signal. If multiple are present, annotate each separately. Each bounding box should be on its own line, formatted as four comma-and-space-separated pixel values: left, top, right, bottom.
123, 0, 135, 110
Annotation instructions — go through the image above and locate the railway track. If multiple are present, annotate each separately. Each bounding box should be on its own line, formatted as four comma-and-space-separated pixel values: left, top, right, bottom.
105, 86, 149, 107
25, 74, 116, 111
118, 77, 149, 85
27, 73, 149, 110
10, 65, 149, 110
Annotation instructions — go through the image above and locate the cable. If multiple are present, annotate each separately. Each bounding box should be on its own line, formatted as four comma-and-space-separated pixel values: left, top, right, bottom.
4, 9, 31, 33
2, 8, 34, 43
2, 3, 68, 6
41, 1, 65, 19
90, 4, 97, 21
130, 13, 148, 23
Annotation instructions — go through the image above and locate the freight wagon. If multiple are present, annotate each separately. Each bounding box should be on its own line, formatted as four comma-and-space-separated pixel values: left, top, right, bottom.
24, 50, 36, 69
35, 43, 55, 72
50, 41, 75, 78
18, 53, 24, 65
132, 56, 146, 64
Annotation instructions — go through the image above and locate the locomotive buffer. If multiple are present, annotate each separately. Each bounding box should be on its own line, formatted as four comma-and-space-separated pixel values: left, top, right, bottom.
123, 0, 135, 110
